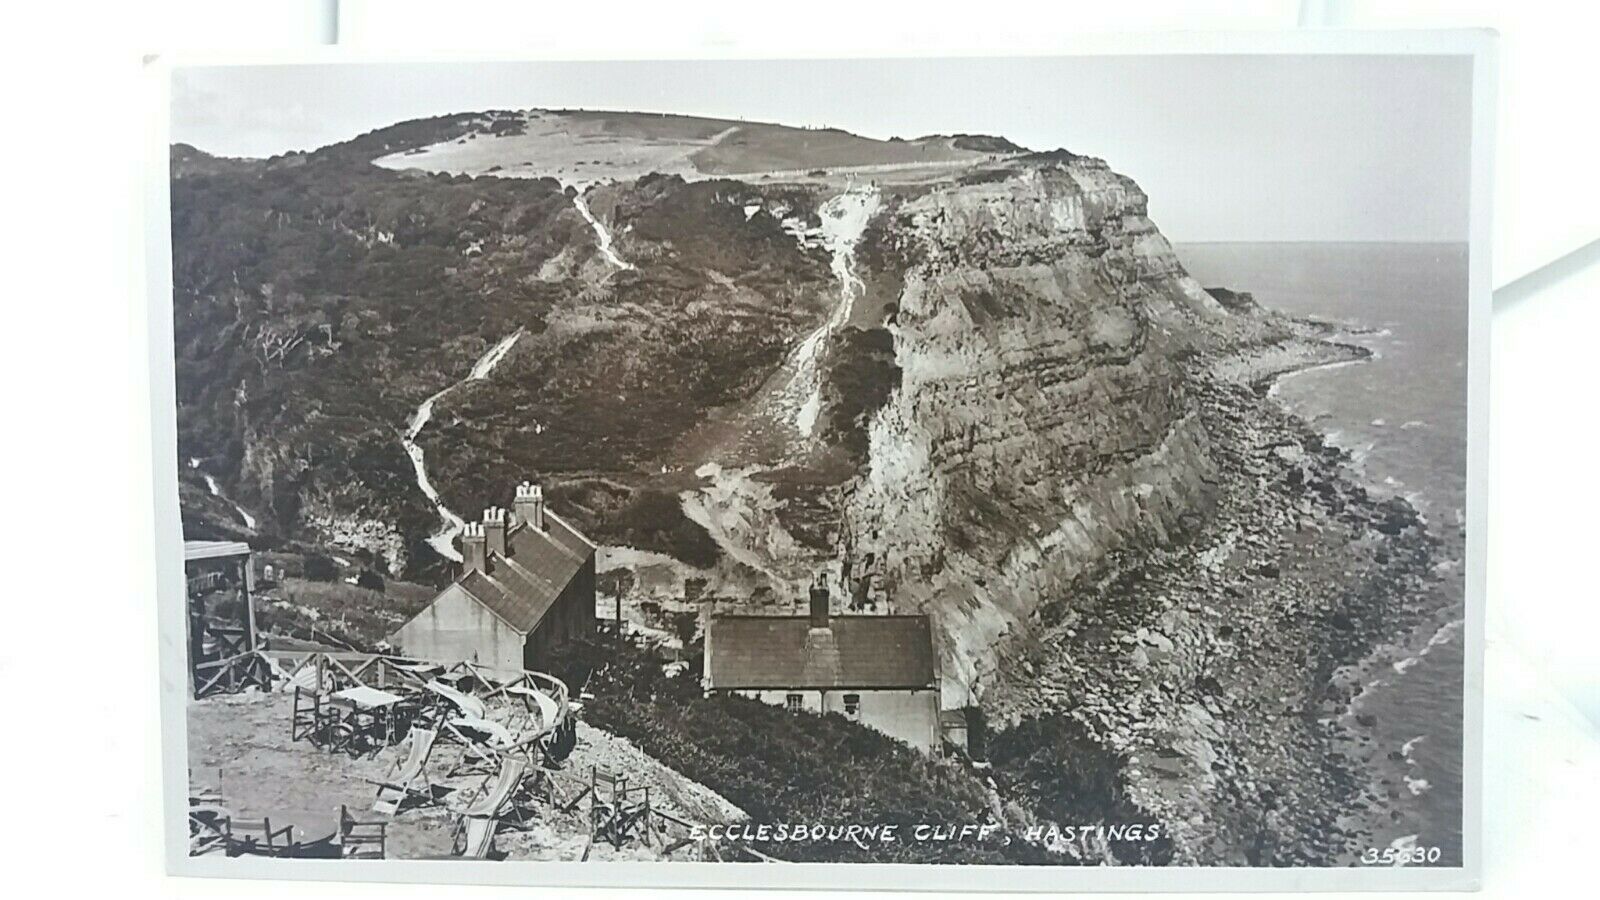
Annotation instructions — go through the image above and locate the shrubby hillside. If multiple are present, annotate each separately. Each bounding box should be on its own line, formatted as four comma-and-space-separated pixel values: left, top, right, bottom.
550, 637, 1160, 864
171, 133, 834, 579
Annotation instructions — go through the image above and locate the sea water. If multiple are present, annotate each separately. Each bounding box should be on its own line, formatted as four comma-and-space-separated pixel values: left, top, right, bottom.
1178, 242, 1469, 865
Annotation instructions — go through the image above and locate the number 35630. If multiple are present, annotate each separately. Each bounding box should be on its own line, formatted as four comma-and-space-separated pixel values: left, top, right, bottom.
1361, 845, 1442, 865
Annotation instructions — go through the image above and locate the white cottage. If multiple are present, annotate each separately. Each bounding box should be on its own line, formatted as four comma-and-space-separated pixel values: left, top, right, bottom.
703, 580, 942, 752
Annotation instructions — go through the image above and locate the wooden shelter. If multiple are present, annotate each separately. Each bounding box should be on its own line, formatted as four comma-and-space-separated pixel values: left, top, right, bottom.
183, 540, 257, 696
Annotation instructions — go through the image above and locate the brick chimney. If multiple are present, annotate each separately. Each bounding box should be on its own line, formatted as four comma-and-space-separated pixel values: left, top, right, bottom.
514, 481, 545, 530
809, 575, 831, 631
483, 506, 508, 557
462, 522, 488, 574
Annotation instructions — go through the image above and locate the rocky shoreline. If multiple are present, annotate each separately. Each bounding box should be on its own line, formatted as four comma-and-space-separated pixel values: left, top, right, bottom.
986, 331, 1453, 866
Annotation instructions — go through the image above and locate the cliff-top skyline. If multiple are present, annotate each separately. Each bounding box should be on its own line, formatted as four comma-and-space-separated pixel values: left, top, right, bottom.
172, 55, 1473, 243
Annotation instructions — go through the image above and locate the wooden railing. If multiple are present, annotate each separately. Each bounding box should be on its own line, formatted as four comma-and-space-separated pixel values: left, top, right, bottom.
192, 651, 274, 698
192, 649, 572, 737
521, 764, 777, 862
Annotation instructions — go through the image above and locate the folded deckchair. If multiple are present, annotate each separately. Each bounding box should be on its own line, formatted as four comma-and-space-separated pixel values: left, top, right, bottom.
425, 678, 487, 720
368, 726, 439, 816
503, 684, 561, 731
456, 757, 528, 859
188, 802, 231, 855
444, 716, 517, 777
449, 716, 515, 747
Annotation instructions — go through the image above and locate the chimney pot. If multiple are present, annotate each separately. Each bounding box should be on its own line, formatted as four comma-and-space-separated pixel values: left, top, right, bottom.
462, 521, 488, 574
484, 506, 508, 557
514, 480, 546, 530
809, 576, 830, 630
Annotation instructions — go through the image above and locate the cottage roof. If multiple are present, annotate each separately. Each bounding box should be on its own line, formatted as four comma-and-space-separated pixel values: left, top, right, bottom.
183, 540, 251, 562
452, 510, 592, 634
706, 614, 937, 690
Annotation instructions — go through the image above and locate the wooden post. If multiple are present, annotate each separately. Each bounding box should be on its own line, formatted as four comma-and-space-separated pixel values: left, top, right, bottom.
589, 765, 603, 854
240, 555, 258, 652
188, 605, 203, 699
643, 786, 653, 847
616, 776, 629, 848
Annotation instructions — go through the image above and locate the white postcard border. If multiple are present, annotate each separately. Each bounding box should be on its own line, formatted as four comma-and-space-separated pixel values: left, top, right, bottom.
146, 27, 1496, 892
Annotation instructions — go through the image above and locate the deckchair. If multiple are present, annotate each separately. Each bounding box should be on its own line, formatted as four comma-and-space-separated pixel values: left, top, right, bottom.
455, 757, 528, 859
503, 684, 561, 731
425, 678, 487, 720
444, 717, 516, 777
188, 802, 230, 855
389, 659, 444, 676
368, 726, 439, 816
450, 716, 515, 746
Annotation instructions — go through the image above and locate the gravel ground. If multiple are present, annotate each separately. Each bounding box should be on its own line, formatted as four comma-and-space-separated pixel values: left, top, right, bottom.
186, 690, 741, 861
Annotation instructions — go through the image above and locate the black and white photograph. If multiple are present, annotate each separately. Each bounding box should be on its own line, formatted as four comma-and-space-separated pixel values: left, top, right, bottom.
155, 43, 1488, 887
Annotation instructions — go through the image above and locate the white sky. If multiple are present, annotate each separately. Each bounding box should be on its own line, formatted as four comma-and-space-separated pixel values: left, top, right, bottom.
172, 55, 1473, 243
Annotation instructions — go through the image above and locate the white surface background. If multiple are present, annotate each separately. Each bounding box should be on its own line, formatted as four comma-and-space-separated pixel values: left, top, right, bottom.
0, 2, 1594, 899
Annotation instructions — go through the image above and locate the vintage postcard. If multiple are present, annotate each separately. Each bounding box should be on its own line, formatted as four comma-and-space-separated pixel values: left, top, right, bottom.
149, 31, 1492, 891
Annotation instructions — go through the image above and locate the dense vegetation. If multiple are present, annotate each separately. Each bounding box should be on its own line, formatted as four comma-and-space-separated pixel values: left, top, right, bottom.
550, 637, 1031, 863
987, 714, 1175, 865
257, 577, 433, 651
171, 146, 578, 562
549, 636, 1165, 865
819, 326, 901, 463
170, 138, 835, 578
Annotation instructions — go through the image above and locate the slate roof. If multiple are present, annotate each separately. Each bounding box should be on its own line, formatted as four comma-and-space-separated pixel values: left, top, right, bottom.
453, 511, 592, 634
706, 614, 937, 690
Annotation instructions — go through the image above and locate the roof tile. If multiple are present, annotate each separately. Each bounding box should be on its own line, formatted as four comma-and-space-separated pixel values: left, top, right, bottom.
454, 519, 591, 633
707, 615, 937, 689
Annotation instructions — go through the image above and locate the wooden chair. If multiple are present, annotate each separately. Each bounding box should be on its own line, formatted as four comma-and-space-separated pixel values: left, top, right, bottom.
290, 687, 338, 744
224, 816, 293, 857
339, 805, 387, 859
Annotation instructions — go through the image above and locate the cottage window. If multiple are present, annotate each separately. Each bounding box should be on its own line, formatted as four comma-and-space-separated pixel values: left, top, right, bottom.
785, 693, 803, 712
844, 693, 861, 717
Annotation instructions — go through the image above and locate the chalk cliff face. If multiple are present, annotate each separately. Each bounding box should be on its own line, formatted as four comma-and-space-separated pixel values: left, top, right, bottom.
803, 157, 1439, 864
834, 158, 1284, 698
